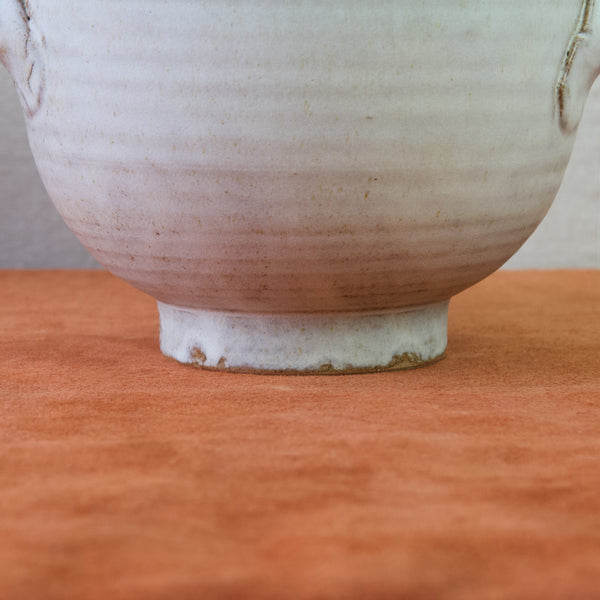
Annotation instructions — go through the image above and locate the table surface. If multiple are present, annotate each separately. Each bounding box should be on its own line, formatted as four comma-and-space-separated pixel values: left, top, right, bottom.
1, 269, 599, 599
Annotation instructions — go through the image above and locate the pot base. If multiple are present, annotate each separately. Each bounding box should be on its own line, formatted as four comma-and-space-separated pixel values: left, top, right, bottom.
157, 301, 449, 374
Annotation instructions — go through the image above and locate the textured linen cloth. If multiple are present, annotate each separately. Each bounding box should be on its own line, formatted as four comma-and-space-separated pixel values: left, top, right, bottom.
1, 270, 599, 599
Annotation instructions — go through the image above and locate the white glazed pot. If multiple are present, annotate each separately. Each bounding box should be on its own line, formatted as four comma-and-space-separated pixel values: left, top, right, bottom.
1, 1, 599, 373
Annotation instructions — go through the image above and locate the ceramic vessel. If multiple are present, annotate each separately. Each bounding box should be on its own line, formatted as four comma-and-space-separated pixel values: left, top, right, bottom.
2, 1, 599, 373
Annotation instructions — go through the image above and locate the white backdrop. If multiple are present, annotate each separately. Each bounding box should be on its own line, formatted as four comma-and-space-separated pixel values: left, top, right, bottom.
1, 67, 598, 269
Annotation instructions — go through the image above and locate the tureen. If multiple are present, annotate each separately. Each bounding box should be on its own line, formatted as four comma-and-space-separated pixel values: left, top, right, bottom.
1, 0, 598, 372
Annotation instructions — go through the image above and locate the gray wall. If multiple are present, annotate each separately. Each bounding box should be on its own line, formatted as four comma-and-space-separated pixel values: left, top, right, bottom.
1, 67, 599, 269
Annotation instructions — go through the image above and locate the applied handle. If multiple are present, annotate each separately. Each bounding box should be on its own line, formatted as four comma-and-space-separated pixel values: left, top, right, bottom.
555, 0, 600, 134
0, 0, 45, 118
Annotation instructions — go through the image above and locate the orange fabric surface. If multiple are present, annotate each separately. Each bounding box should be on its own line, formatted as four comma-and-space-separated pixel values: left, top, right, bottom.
1, 269, 599, 599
